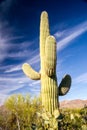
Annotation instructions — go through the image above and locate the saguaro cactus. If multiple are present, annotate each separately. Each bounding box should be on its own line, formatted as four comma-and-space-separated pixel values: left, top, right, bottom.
22, 11, 71, 129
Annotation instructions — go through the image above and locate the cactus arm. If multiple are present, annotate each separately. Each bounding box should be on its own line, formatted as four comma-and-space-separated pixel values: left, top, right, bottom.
22, 63, 41, 80
59, 74, 71, 96
45, 36, 56, 77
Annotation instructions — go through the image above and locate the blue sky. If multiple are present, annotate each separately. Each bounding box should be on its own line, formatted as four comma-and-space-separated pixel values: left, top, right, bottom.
0, 0, 87, 105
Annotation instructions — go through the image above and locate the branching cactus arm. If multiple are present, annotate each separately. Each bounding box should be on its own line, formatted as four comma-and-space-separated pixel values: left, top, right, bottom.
22, 63, 41, 80
59, 74, 71, 96
45, 36, 56, 77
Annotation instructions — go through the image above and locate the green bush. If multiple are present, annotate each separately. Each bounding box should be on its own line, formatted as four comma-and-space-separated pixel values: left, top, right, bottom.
59, 107, 87, 130
4, 94, 42, 130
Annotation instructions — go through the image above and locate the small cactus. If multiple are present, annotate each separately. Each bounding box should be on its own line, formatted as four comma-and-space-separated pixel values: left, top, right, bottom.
22, 11, 71, 129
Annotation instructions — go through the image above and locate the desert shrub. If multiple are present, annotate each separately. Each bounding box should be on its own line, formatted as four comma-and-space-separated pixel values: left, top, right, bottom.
0, 105, 11, 130
4, 94, 42, 130
59, 108, 87, 130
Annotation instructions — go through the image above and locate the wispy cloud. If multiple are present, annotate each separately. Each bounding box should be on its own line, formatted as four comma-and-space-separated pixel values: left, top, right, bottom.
0, 23, 33, 62
0, 35, 25, 63
54, 30, 65, 38
0, 20, 15, 62
0, 73, 32, 102
56, 21, 87, 51
73, 72, 87, 84
28, 54, 40, 65
3, 48, 39, 73
0, 75, 32, 105
5, 41, 33, 58
4, 65, 22, 73
29, 80, 40, 87
0, 36, 11, 62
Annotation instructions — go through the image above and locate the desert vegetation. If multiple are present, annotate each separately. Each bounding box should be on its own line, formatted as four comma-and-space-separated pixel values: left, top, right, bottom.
0, 94, 42, 130
0, 94, 87, 130
59, 107, 87, 130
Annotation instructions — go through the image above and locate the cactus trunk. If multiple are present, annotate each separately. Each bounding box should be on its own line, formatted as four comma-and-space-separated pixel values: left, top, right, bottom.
41, 74, 58, 114
40, 12, 59, 115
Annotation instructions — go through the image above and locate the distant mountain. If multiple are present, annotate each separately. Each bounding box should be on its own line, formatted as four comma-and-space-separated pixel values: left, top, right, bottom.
60, 99, 87, 109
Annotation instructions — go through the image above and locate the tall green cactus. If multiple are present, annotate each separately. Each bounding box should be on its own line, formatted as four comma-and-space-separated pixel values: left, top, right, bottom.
22, 11, 71, 129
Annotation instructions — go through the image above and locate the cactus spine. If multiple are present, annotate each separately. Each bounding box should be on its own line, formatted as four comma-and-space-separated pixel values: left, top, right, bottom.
22, 11, 71, 129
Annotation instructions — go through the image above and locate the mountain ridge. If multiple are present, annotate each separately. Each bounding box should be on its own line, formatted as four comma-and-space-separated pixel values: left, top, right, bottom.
59, 99, 87, 109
